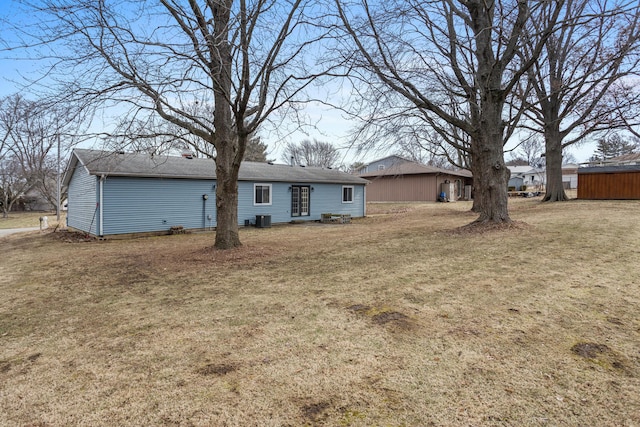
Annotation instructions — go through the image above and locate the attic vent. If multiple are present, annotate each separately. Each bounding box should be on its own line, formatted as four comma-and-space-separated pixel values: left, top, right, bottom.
268, 162, 274, 165
117, 150, 125, 155
300, 165, 306, 167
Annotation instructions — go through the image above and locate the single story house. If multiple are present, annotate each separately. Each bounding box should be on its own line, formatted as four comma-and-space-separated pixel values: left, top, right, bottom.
354, 155, 412, 175
577, 164, 640, 200
63, 149, 368, 237
357, 160, 473, 202
587, 152, 640, 167
561, 164, 579, 189
507, 164, 578, 191
507, 166, 546, 191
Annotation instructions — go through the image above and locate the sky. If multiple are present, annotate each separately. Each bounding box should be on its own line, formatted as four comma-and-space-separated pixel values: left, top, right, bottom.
0, 0, 598, 166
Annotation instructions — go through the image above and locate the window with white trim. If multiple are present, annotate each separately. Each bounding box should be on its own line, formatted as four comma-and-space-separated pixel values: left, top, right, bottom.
254, 184, 272, 205
342, 186, 354, 203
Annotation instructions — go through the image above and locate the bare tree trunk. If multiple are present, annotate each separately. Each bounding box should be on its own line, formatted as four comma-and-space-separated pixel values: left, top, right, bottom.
469, 149, 483, 213
1, 196, 8, 218
471, 127, 511, 224
212, 0, 242, 250
542, 127, 568, 202
467, 0, 512, 224
214, 145, 242, 249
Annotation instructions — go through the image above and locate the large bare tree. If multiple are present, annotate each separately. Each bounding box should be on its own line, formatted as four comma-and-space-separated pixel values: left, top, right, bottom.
335, 0, 562, 225
281, 138, 340, 168
0, 94, 82, 217
519, 0, 640, 201
8, 0, 325, 249
107, 110, 271, 162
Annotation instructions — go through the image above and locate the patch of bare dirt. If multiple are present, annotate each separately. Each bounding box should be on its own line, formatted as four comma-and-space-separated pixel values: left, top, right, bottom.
197, 363, 237, 376
571, 342, 632, 374
571, 342, 610, 358
347, 304, 369, 313
450, 220, 531, 235
371, 311, 409, 325
347, 304, 413, 330
27, 353, 41, 362
302, 401, 331, 422
182, 244, 284, 267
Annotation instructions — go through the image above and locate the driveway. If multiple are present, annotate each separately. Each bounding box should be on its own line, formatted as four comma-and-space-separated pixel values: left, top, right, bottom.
0, 227, 41, 238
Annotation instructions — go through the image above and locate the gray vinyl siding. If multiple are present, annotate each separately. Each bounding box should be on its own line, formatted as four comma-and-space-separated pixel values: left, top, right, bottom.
237, 181, 365, 225
67, 164, 98, 235
101, 176, 216, 235
359, 156, 408, 174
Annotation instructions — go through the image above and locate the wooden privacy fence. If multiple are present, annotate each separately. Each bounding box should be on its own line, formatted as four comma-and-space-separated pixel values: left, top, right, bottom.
578, 166, 640, 200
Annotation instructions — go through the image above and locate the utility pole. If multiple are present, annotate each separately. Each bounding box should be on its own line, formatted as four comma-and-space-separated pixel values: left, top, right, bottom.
57, 133, 61, 223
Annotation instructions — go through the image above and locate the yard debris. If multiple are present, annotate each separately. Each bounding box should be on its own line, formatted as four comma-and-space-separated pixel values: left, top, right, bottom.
47, 229, 96, 243
169, 225, 187, 235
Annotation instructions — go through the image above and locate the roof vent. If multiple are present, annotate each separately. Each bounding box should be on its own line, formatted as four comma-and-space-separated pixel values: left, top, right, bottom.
268, 162, 274, 165
300, 164, 306, 168
117, 150, 125, 155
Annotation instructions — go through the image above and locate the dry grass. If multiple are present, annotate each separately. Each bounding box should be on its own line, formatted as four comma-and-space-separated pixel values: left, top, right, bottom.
0, 211, 66, 229
1, 199, 639, 426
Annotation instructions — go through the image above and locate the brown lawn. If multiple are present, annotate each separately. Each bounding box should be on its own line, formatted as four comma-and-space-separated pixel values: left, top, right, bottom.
0, 211, 65, 229
1, 199, 639, 426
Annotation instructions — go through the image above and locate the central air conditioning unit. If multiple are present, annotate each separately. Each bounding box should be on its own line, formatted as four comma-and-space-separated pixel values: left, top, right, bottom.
255, 215, 271, 228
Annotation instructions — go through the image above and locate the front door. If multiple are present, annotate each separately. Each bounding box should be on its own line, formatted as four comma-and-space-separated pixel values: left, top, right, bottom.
291, 185, 310, 217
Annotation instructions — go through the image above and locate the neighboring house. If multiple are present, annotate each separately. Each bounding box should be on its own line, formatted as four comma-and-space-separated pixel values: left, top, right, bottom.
508, 164, 578, 191
22, 188, 54, 211
561, 164, 579, 190
3, 188, 53, 212
357, 161, 472, 202
354, 155, 411, 175
62, 149, 368, 237
507, 166, 546, 190
508, 176, 525, 191
578, 164, 640, 200
588, 152, 640, 167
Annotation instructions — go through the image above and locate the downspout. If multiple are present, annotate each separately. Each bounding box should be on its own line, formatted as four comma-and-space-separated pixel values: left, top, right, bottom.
99, 175, 105, 236
363, 185, 367, 217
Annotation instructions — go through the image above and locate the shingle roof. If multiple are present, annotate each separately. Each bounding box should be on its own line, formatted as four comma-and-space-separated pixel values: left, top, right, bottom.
63, 149, 368, 186
609, 152, 640, 162
507, 166, 536, 175
357, 160, 472, 178
578, 164, 640, 174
